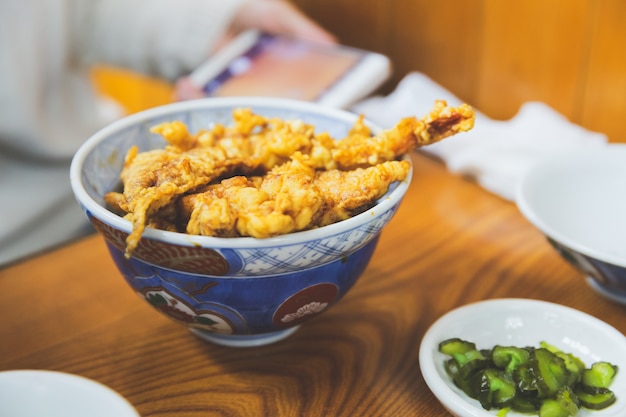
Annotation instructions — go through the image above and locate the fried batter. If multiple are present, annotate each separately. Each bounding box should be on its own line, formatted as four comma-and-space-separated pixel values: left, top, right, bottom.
179, 156, 410, 238
105, 100, 475, 257
112, 146, 238, 254
182, 154, 324, 238
315, 159, 412, 226
330, 100, 475, 169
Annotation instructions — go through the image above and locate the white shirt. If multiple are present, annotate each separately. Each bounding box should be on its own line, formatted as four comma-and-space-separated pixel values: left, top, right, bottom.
0, 0, 247, 266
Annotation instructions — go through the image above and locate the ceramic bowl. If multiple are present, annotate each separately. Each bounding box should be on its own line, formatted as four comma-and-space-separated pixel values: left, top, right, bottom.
70, 97, 411, 347
516, 144, 626, 305
0, 370, 139, 417
419, 298, 626, 417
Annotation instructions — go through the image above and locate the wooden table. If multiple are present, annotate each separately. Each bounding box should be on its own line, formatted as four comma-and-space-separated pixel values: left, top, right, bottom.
1, 152, 624, 416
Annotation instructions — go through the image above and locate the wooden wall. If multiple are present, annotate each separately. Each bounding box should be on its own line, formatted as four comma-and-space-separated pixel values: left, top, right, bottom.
293, 0, 626, 142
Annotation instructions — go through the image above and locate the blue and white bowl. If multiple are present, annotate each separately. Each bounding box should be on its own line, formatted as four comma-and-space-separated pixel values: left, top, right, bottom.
70, 97, 411, 347
516, 144, 626, 305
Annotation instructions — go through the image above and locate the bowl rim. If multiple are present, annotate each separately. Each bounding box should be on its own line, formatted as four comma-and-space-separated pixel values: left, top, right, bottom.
515, 143, 626, 268
70, 96, 412, 249
418, 298, 626, 417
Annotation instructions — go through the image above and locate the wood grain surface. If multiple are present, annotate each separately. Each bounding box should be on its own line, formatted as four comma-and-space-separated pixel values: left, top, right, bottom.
1, 152, 624, 416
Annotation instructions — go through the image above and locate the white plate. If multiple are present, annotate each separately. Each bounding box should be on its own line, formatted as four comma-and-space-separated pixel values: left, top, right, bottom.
419, 298, 626, 417
0, 370, 140, 417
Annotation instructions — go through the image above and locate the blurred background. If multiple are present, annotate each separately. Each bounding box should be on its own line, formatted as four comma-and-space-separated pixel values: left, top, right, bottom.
92, 0, 626, 142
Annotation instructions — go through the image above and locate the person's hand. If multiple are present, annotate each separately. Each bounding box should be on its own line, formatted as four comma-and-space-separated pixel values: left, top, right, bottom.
227, 0, 336, 45
175, 0, 336, 101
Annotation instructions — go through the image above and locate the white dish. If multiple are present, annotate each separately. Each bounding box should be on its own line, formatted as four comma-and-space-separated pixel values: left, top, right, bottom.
515, 144, 626, 304
419, 298, 626, 417
0, 370, 140, 417
516, 144, 626, 266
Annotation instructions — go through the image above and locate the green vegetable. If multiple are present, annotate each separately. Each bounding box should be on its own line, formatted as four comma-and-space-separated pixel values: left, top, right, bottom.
492, 345, 530, 374
539, 397, 575, 417
554, 386, 580, 416
541, 341, 586, 386
510, 396, 542, 413
439, 338, 486, 368
473, 368, 517, 409
513, 361, 541, 396
582, 362, 618, 392
438, 338, 490, 381
576, 388, 616, 410
532, 348, 570, 398
438, 338, 619, 416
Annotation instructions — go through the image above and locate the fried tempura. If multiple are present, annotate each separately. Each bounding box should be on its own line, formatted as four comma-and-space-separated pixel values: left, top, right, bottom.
330, 100, 475, 169
178, 155, 411, 239
314, 159, 412, 226
181, 154, 325, 238
105, 100, 475, 257
107, 146, 239, 253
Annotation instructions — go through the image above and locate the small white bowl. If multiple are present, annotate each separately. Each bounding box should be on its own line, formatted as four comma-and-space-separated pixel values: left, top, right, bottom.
0, 370, 139, 417
516, 144, 626, 304
419, 298, 626, 417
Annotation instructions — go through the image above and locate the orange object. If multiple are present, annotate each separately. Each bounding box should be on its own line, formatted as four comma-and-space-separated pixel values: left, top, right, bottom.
90, 65, 175, 114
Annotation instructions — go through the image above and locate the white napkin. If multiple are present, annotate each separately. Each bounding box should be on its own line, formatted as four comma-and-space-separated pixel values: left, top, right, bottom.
350, 72, 608, 201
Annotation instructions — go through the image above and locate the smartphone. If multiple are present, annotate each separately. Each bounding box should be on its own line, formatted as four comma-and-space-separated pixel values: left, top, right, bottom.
188, 30, 392, 108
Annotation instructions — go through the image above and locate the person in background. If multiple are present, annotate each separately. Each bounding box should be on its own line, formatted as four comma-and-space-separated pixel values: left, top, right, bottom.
0, 0, 335, 267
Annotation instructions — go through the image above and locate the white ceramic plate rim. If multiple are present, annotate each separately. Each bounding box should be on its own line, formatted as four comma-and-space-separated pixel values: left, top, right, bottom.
0, 370, 140, 417
419, 298, 626, 417
515, 144, 626, 267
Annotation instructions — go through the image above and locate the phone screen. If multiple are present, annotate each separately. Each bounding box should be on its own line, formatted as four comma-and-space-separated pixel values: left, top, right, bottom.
203, 34, 364, 101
